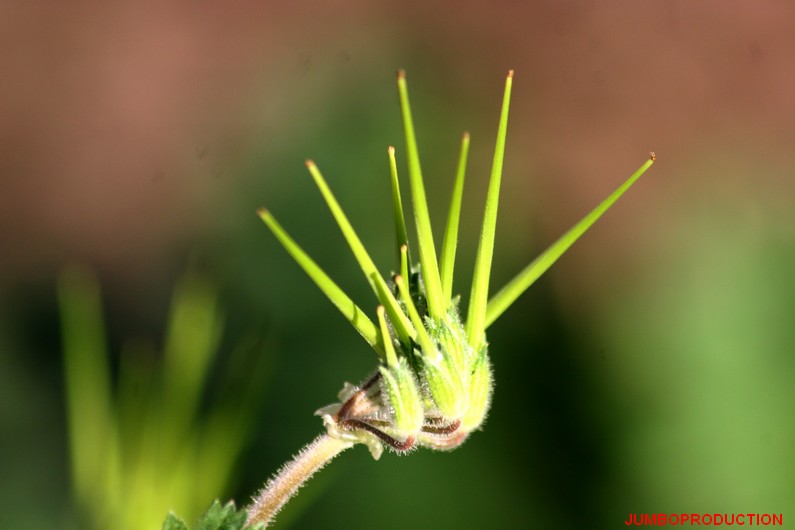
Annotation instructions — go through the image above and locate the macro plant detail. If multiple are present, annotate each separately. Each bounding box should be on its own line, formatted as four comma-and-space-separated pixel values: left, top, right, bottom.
248, 70, 655, 526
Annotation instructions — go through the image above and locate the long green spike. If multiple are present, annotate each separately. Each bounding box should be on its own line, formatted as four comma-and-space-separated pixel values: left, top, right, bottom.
57, 266, 115, 502
388, 146, 409, 267
466, 70, 514, 349
395, 275, 439, 362
306, 160, 414, 343
485, 154, 656, 328
258, 208, 383, 355
397, 70, 445, 319
372, 272, 415, 343
440, 131, 471, 304
399, 244, 410, 289
377, 305, 399, 368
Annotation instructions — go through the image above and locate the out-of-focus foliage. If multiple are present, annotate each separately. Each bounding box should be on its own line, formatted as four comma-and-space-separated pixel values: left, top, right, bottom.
593, 167, 795, 518
164, 500, 263, 530
58, 267, 270, 529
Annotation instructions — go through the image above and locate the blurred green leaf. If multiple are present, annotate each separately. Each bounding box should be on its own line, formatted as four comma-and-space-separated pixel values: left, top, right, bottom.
59, 266, 270, 529
57, 265, 118, 515
163, 512, 189, 530
164, 500, 264, 530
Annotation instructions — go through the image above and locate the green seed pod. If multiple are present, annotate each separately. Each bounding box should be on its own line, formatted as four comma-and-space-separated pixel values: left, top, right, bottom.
259, 69, 654, 459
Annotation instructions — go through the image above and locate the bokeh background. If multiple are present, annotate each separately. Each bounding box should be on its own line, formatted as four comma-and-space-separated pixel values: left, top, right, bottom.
1, 1, 793, 529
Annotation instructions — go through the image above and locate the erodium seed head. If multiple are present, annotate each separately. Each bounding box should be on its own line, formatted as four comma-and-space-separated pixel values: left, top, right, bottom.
258, 70, 655, 458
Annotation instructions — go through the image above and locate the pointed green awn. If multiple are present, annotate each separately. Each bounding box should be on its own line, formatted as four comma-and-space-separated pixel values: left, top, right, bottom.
248, 70, 655, 527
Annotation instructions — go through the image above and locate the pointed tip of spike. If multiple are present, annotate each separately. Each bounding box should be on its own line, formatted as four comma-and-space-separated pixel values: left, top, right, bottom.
388, 146, 395, 155
305, 159, 316, 169
397, 70, 406, 80
462, 131, 470, 140
649, 151, 657, 162
256, 207, 269, 219
394, 274, 405, 287
507, 69, 514, 79
377, 304, 386, 317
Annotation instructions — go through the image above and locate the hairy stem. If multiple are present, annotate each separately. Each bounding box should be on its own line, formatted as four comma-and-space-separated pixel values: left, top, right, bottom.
247, 434, 353, 527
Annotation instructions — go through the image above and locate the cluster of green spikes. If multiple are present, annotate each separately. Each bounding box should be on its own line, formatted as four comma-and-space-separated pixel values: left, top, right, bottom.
258, 70, 654, 457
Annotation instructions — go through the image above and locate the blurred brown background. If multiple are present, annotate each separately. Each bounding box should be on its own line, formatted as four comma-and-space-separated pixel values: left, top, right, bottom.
3, 1, 794, 289
1, 1, 793, 529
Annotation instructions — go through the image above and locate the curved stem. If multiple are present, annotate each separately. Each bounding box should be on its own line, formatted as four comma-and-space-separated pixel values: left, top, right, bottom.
247, 434, 353, 527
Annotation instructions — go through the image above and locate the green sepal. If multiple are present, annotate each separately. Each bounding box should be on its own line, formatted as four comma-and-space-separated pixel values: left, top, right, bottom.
421, 351, 468, 420
460, 349, 493, 432
426, 305, 474, 378
379, 357, 424, 439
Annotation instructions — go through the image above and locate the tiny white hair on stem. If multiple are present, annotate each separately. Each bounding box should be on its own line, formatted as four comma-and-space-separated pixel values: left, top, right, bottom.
247, 434, 353, 527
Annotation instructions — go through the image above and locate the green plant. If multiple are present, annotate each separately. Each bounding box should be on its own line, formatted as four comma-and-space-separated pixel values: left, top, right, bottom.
247, 69, 654, 526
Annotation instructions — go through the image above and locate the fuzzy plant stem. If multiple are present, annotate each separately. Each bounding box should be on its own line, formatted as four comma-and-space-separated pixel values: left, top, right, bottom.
247, 434, 353, 527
